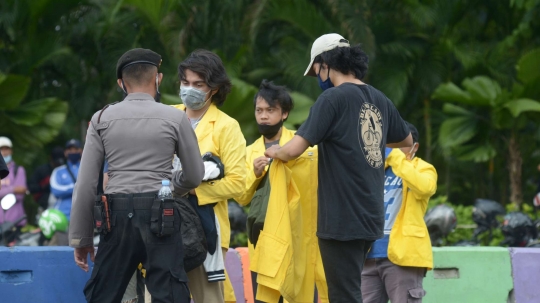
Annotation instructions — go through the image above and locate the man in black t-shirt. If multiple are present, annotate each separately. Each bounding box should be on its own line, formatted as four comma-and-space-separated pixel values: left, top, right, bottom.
265, 33, 412, 303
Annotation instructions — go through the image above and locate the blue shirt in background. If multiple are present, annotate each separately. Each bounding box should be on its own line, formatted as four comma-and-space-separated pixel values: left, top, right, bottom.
367, 166, 403, 259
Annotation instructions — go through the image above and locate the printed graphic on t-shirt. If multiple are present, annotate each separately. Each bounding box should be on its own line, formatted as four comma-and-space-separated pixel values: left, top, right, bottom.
358, 103, 383, 168
383, 168, 403, 233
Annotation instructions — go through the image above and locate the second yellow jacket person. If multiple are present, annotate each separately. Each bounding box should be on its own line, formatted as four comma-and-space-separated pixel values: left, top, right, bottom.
237, 127, 328, 303
172, 103, 246, 249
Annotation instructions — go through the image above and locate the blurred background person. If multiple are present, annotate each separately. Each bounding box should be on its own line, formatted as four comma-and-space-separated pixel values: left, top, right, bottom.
28, 147, 65, 210
0, 136, 28, 229
49, 139, 82, 245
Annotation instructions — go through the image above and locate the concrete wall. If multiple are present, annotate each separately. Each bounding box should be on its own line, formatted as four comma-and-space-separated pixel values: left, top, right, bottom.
424, 247, 514, 303
0, 246, 91, 303
509, 248, 540, 303
3, 246, 540, 303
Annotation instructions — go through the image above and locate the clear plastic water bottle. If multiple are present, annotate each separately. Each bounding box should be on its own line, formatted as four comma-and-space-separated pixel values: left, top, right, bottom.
158, 180, 173, 199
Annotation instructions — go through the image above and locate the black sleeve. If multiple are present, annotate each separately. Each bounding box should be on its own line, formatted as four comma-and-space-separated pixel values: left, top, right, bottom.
296, 94, 337, 146
385, 98, 410, 144
0, 156, 8, 179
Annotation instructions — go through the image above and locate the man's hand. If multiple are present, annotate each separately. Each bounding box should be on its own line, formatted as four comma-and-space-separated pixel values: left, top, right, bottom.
74, 246, 95, 272
253, 156, 270, 178
264, 145, 280, 159
13, 186, 26, 194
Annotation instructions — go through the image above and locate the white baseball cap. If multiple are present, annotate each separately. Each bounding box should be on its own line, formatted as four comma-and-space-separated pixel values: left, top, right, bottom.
0, 137, 12, 148
304, 33, 350, 77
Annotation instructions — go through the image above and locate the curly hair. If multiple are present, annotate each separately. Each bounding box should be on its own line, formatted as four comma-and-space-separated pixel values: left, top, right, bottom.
253, 79, 294, 121
178, 49, 232, 106
313, 44, 369, 80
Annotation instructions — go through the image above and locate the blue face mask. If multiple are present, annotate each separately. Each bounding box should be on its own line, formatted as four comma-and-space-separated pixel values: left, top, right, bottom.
317, 69, 334, 91
67, 153, 81, 163
3, 155, 12, 163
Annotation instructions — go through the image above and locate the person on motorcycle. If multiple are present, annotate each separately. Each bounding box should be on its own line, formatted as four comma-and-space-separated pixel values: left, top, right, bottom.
49, 139, 83, 245
0, 137, 27, 229
361, 122, 437, 303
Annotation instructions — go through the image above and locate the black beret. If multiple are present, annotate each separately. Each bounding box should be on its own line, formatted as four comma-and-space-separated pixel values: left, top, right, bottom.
116, 48, 162, 79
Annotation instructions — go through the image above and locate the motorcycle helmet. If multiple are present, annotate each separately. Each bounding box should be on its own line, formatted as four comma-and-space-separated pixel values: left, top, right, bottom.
501, 212, 538, 247
424, 204, 457, 246
38, 209, 68, 239
472, 199, 506, 228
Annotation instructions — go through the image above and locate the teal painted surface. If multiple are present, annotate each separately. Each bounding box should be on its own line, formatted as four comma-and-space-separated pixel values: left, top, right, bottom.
424, 247, 513, 303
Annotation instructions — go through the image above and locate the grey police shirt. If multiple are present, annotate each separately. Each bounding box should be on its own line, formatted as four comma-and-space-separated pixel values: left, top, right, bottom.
69, 93, 204, 248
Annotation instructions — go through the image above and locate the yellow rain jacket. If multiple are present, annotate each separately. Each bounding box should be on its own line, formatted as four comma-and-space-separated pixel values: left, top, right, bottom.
236, 128, 328, 303
250, 160, 302, 303
172, 103, 246, 302
386, 149, 437, 269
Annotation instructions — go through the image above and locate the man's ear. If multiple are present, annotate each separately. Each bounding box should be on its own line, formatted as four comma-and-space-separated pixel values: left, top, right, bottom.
282, 111, 289, 121
413, 142, 420, 154
157, 73, 163, 86
117, 79, 123, 89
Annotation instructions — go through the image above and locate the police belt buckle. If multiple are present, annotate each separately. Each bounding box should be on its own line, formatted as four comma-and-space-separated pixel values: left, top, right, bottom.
150, 198, 175, 237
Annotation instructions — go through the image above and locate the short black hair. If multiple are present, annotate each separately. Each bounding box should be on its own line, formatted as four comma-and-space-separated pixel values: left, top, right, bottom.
253, 80, 294, 120
122, 64, 158, 87
178, 49, 232, 106
406, 121, 419, 142
313, 44, 369, 80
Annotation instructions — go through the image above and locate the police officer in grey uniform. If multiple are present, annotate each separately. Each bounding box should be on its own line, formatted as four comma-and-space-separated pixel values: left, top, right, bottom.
69, 48, 205, 303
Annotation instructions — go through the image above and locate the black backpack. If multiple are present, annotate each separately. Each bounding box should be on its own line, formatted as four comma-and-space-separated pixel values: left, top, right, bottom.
176, 196, 208, 272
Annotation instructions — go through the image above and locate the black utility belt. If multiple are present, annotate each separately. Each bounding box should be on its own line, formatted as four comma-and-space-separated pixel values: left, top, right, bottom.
93, 192, 177, 238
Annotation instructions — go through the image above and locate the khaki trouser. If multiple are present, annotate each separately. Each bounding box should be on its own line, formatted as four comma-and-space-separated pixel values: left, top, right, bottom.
361, 258, 426, 303
145, 248, 228, 303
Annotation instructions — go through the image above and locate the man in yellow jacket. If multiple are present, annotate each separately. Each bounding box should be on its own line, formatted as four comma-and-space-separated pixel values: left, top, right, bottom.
236, 80, 328, 303
361, 122, 437, 303
173, 49, 246, 303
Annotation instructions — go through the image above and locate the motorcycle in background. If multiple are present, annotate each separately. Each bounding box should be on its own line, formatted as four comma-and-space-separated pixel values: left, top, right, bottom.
0, 194, 27, 246
424, 204, 457, 246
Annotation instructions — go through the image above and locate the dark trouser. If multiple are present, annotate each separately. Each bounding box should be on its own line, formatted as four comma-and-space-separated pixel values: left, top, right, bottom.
318, 238, 374, 303
361, 258, 426, 303
84, 193, 190, 303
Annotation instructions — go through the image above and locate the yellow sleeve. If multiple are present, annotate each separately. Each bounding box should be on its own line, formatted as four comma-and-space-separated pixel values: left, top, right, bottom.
235, 145, 265, 206
387, 150, 437, 199
196, 120, 247, 205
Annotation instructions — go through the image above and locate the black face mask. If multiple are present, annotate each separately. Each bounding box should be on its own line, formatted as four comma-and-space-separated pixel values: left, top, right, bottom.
257, 120, 283, 139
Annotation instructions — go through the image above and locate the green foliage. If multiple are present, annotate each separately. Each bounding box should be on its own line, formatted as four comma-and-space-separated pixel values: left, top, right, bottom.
0, 0, 539, 219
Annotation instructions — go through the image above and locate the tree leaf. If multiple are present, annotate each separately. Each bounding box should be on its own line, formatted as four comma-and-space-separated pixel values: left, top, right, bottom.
504, 98, 540, 117
454, 144, 497, 162
517, 48, 540, 85
442, 103, 475, 116
431, 82, 472, 104
161, 93, 181, 106
0, 74, 31, 110
438, 117, 477, 148
285, 91, 314, 127
461, 76, 501, 106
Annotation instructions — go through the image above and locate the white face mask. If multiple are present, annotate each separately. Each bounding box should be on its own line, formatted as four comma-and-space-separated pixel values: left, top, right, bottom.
179, 86, 210, 110
3, 155, 12, 163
